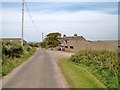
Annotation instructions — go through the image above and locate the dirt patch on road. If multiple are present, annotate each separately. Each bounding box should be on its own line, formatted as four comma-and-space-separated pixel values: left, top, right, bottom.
46, 50, 74, 63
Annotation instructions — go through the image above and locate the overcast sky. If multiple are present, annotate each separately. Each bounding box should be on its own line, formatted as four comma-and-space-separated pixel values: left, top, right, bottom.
1, 2, 118, 42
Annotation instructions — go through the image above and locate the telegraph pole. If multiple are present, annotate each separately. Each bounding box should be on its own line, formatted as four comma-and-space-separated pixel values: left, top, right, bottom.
21, 0, 24, 46
42, 32, 44, 42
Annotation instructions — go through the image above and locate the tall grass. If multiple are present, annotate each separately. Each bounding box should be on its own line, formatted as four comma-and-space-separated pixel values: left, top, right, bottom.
1, 42, 36, 76
70, 50, 118, 88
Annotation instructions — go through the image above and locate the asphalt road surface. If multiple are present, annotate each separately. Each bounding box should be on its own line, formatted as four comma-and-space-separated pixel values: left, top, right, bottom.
2, 48, 69, 88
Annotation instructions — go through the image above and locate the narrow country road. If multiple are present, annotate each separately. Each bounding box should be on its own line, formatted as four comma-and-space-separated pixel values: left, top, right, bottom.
2, 48, 69, 88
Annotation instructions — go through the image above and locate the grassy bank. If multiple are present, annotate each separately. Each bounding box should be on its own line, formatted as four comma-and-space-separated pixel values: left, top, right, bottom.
70, 50, 118, 88
1, 42, 37, 76
59, 60, 106, 88
59, 50, 118, 88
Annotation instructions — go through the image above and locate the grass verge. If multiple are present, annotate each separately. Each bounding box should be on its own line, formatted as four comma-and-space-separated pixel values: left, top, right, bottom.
59, 60, 106, 88
69, 50, 118, 88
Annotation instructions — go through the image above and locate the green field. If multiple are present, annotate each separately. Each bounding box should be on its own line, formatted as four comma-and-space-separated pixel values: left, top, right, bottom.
59, 60, 106, 88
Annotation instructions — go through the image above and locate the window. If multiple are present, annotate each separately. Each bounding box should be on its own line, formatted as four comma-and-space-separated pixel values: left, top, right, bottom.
65, 46, 68, 48
70, 46, 74, 49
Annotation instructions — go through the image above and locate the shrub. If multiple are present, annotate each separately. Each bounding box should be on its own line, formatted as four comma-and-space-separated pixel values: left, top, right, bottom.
41, 42, 47, 48
70, 50, 118, 88
1, 42, 36, 76
2, 42, 24, 59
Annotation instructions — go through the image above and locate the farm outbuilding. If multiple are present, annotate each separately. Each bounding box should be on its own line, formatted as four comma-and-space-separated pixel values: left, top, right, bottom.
0, 38, 27, 44
56, 34, 118, 52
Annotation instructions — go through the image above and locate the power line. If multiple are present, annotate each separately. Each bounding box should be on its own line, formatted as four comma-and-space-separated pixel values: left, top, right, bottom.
24, 1, 40, 34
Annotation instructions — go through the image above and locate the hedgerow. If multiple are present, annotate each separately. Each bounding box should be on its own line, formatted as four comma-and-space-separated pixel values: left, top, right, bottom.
70, 50, 118, 88
2, 42, 23, 59
1, 42, 36, 76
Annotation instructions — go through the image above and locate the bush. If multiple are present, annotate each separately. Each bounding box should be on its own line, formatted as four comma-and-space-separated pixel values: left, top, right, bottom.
2, 42, 24, 59
70, 50, 118, 88
41, 42, 47, 48
24, 45, 32, 51
1, 42, 36, 76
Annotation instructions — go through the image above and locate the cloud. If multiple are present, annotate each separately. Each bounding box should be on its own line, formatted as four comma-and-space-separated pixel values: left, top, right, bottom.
23, 10, 117, 41
2, 9, 21, 21
2, 0, 119, 2
24, 2, 118, 15
25, 10, 117, 21
2, 2, 118, 42
2, 2, 117, 22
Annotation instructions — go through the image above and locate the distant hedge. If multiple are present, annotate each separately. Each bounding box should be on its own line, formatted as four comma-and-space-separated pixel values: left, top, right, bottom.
70, 50, 118, 88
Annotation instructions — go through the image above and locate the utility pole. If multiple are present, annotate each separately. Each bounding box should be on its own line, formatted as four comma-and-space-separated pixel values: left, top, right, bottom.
42, 32, 44, 42
21, 0, 24, 46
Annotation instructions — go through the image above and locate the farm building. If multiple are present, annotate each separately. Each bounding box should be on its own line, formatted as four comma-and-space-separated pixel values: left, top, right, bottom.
56, 34, 118, 52
0, 38, 27, 44
56, 34, 88, 52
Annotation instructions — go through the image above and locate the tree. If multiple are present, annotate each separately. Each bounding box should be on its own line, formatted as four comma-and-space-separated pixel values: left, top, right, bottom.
45, 32, 61, 48
74, 33, 78, 37
63, 34, 66, 38
47, 32, 61, 38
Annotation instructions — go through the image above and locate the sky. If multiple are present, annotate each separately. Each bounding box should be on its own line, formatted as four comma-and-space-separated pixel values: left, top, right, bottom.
1, 1, 118, 42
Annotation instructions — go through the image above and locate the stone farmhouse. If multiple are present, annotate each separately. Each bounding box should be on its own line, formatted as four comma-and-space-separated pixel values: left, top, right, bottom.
56, 34, 88, 52
56, 34, 118, 52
